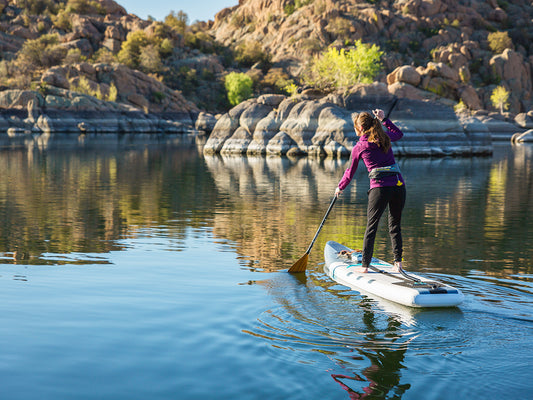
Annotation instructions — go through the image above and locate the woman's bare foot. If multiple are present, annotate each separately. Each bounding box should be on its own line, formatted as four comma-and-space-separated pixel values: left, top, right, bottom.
392, 261, 403, 272
339, 250, 355, 256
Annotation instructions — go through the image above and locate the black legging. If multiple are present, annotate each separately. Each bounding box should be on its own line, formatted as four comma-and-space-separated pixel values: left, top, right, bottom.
362, 185, 406, 267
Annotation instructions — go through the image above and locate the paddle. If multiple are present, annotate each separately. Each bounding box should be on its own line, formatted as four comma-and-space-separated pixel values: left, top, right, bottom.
288, 195, 337, 273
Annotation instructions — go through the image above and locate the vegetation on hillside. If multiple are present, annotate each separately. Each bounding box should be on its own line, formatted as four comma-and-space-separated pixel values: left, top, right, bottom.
0, 0, 532, 113
304, 41, 383, 92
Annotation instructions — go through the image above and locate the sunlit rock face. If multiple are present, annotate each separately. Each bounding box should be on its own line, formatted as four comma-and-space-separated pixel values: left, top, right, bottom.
204, 93, 498, 158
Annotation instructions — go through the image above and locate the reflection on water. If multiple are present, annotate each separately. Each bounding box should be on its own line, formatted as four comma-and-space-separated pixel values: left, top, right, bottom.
1, 143, 533, 399
1, 144, 532, 276
204, 146, 533, 279
0, 146, 217, 264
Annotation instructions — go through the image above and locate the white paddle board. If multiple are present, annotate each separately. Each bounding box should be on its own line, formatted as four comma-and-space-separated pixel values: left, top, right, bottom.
324, 241, 464, 308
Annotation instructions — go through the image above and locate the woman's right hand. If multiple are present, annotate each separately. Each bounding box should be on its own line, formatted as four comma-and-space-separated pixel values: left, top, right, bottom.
372, 109, 385, 121
335, 187, 343, 198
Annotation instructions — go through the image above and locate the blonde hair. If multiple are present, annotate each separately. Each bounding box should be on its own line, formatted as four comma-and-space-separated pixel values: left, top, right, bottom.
354, 112, 391, 153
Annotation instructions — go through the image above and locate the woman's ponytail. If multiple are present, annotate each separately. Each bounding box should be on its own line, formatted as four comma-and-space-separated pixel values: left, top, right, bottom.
355, 112, 391, 153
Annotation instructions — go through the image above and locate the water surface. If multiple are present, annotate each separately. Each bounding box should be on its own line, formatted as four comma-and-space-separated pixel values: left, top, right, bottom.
0, 144, 532, 399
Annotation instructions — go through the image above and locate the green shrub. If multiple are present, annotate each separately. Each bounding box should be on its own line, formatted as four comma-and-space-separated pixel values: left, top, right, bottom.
327, 17, 352, 39
91, 48, 115, 64
65, 0, 105, 15
16, 33, 66, 71
301, 37, 323, 54
117, 31, 149, 67
224, 72, 253, 106
234, 40, 271, 68
185, 31, 216, 54
53, 10, 72, 31
262, 68, 294, 93
139, 44, 162, 73
64, 48, 86, 64
454, 100, 468, 113
151, 91, 165, 104
160, 38, 174, 57
70, 76, 98, 97
284, 3, 295, 15
70, 76, 118, 103
19, 0, 60, 15
488, 31, 513, 54
304, 41, 383, 91
106, 83, 118, 102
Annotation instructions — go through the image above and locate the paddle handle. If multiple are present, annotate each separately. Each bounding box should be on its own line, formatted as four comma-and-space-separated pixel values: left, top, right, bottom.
305, 195, 337, 254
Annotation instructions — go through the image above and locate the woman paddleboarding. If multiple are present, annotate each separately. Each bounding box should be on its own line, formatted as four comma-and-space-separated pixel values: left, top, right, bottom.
335, 108, 406, 273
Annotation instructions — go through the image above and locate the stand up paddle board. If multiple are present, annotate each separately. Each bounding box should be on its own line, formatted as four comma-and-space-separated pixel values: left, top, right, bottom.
324, 241, 464, 308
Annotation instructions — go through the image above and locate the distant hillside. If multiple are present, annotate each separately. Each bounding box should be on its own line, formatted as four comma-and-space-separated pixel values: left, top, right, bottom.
211, 0, 533, 113
0, 0, 532, 115
0, 0, 229, 112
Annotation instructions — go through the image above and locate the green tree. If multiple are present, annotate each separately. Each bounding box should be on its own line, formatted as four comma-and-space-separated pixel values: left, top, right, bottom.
165, 10, 188, 35
490, 85, 510, 113
139, 44, 162, 73
304, 41, 383, 91
224, 72, 253, 106
117, 31, 150, 68
117, 31, 166, 72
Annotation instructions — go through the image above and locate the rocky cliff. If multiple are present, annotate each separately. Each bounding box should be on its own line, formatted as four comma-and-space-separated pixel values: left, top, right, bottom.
203, 88, 533, 157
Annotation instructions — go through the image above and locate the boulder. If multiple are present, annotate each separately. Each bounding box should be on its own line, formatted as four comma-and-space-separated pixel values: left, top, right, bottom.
97, 0, 127, 16
203, 114, 239, 154
195, 112, 218, 133
204, 91, 495, 158
387, 66, 421, 87
41, 68, 70, 89
60, 39, 93, 57
458, 85, 482, 110
313, 106, 355, 150
280, 100, 328, 151
388, 82, 440, 102
515, 113, 533, 129
511, 129, 533, 143
490, 49, 532, 112
247, 111, 282, 155
220, 126, 252, 154
239, 102, 273, 134
266, 131, 299, 156
475, 114, 525, 141
423, 62, 460, 82
257, 94, 286, 107
0, 90, 44, 109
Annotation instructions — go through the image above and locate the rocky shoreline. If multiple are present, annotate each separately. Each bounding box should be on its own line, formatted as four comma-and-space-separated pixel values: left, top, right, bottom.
203, 90, 533, 158
1, 86, 532, 154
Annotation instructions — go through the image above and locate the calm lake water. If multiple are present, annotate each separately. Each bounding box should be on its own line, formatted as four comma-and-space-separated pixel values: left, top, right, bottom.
1, 142, 532, 399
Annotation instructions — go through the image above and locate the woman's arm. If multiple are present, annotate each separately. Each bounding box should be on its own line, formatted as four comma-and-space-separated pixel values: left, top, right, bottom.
383, 118, 403, 142
337, 148, 360, 191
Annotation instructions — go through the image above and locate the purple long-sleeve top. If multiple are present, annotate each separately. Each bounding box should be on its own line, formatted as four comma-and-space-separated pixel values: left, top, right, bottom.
338, 118, 405, 190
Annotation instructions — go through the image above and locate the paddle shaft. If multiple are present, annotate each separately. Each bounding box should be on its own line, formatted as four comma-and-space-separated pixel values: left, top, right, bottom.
304, 195, 337, 255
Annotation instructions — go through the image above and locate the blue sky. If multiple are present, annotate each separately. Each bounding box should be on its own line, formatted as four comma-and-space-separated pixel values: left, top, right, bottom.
118, 0, 239, 23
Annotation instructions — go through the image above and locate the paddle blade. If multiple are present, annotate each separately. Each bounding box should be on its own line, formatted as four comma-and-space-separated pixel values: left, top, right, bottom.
288, 253, 309, 273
